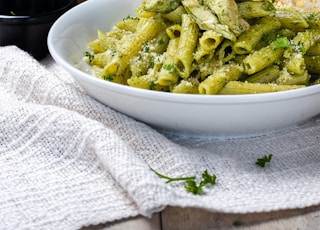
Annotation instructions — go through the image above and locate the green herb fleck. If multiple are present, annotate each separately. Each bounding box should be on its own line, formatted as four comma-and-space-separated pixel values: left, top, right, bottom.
295, 41, 306, 55
163, 63, 175, 73
307, 13, 317, 20
256, 154, 273, 167
143, 46, 150, 52
274, 58, 281, 65
157, 37, 165, 45
10, 11, 16, 16
123, 15, 139, 20
262, 1, 275, 11
104, 74, 114, 81
200, 170, 217, 187
111, 50, 117, 57
84, 51, 94, 63
273, 37, 290, 50
149, 81, 156, 90
274, 37, 306, 55
185, 180, 203, 194
151, 168, 217, 195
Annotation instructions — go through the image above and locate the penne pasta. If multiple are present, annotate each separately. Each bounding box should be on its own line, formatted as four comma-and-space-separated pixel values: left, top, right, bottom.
233, 16, 281, 55
238, 0, 276, 19
84, 0, 320, 95
174, 14, 199, 79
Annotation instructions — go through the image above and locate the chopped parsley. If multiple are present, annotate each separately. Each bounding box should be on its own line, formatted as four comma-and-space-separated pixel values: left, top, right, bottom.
262, 1, 275, 11
123, 15, 139, 21
274, 58, 281, 65
110, 50, 117, 57
157, 37, 165, 45
143, 46, 150, 52
273, 37, 290, 50
151, 168, 217, 195
149, 80, 156, 90
103, 74, 114, 81
306, 13, 317, 20
294, 41, 306, 55
163, 63, 175, 73
256, 154, 273, 167
273, 37, 306, 55
84, 51, 94, 63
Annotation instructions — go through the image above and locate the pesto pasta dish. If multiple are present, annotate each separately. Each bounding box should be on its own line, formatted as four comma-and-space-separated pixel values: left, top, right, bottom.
83, 0, 320, 94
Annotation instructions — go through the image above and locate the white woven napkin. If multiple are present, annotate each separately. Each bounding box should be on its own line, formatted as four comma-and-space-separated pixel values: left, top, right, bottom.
1, 46, 320, 229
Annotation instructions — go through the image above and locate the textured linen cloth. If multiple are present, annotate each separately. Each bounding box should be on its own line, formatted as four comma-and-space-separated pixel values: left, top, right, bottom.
1, 46, 320, 229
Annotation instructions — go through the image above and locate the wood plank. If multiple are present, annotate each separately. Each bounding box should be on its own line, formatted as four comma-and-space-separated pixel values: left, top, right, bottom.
161, 205, 320, 229
82, 214, 161, 230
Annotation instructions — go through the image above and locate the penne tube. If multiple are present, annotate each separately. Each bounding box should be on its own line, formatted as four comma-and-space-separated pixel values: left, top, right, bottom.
162, 5, 186, 23
199, 30, 224, 51
88, 29, 127, 53
130, 30, 169, 77
306, 43, 320, 56
157, 38, 180, 86
274, 9, 308, 30
219, 81, 305, 95
304, 55, 320, 74
194, 44, 214, 64
233, 16, 281, 55
254, 28, 296, 51
276, 69, 310, 85
217, 40, 236, 64
174, 14, 199, 79
245, 65, 281, 83
243, 43, 284, 75
282, 29, 320, 75
143, 0, 181, 13
90, 50, 115, 68
302, 12, 320, 29
166, 24, 182, 39
287, 29, 320, 56
238, 1, 276, 19
117, 17, 167, 72
283, 53, 306, 75
115, 17, 139, 32
171, 78, 200, 94
128, 62, 168, 91
198, 63, 243, 94
197, 56, 220, 80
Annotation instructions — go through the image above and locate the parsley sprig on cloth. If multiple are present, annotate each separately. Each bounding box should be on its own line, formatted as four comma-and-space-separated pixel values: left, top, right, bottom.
150, 168, 217, 195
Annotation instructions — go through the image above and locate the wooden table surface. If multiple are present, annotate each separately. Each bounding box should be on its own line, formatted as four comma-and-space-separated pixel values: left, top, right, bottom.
84, 204, 320, 230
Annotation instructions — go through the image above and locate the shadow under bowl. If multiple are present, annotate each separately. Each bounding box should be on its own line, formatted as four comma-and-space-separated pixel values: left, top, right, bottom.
0, 0, 75, 60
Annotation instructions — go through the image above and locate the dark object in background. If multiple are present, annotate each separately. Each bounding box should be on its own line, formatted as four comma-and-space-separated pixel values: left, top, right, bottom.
0, 0, 75, 60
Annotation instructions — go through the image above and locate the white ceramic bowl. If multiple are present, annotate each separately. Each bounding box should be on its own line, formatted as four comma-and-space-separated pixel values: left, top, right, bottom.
48, 0, 320, 138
